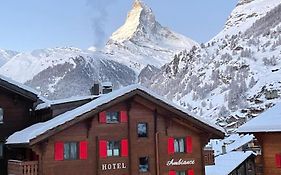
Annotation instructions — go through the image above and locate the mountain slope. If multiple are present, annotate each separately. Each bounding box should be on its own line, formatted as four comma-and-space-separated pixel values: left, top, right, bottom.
145, 0, 281, 133
0, 0, 195, 99
0, 49, 18, 67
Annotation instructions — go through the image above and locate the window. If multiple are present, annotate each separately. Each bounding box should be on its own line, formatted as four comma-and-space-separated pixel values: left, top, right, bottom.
64, 142, 78, 160
139, 157, 149, 172
138, 123, 148, 137
0, 143, 3, 158
176, 171, 186, 175
107, 141, 120, 157
106, 112, 119, 123
174, 138, 185, 153
0, 108, 3, 123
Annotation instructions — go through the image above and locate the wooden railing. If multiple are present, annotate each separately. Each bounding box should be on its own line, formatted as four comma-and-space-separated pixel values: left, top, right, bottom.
8, 160, 38, 175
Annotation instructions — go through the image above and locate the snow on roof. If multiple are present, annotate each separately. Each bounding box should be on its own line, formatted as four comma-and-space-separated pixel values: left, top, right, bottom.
0, 74, 48, 103
205, 151, 254, 175
208, 134, 254, 156
6, 84, 224, 145
35, 95, 99, 111
238, 102, 281, 133
101, 82, 113, 87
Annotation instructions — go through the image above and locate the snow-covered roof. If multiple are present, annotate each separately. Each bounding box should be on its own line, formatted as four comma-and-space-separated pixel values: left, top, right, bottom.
7, 84, 224, 145
205, 151, 255, 175
238, 102, 281, 133
0, 74, 48, 103
208, 134, 254, 156
35, 95, 99, 111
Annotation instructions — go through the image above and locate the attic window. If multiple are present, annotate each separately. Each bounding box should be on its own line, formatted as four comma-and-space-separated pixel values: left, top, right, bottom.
0, 108, 3, 124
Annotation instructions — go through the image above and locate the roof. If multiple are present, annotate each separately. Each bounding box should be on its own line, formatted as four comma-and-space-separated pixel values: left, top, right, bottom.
208, 134, 254, 156
6, 84, 224, 145
205, 151, 255, 175
0, 74, 47, 103
35, 95, 99, 111
238, 102, 281, 133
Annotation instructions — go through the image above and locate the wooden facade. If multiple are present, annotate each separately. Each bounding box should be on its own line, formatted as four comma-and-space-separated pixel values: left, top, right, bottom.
254, 133, 281, 175
7, 90, 224, 175
0, 86, 38, 175
0, 76, 96, 175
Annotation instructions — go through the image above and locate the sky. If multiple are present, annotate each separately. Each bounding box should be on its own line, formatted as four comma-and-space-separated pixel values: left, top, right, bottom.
0, 0, 238, 52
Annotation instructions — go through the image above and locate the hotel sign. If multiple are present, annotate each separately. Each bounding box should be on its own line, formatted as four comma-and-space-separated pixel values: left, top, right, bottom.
166, 159, 195, 166
101, 162, 127, 171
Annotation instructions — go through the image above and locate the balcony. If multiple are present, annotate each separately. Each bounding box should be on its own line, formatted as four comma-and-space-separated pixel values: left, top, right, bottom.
8, 160, 38, 175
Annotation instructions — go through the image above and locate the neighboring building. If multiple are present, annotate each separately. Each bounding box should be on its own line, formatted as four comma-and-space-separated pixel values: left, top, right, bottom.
238, 102, 281, 175
0, 75, 47, 175
0, 75, 99, 175
205, 151, 256, 175
208, 134, 255, 156
6, 85, 224, 175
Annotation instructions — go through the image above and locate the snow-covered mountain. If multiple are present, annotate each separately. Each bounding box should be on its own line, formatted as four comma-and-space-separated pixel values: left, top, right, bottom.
145, 0, 281, 133
0, 0, 195, 99
0, 49, 18, 67
104, 0, 197, 73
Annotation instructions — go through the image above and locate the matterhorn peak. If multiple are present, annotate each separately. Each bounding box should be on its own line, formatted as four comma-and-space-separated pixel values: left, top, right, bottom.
109, 0, 158, 42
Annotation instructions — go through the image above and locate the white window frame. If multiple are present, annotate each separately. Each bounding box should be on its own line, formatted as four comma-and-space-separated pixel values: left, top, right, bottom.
174, 138, 185, 153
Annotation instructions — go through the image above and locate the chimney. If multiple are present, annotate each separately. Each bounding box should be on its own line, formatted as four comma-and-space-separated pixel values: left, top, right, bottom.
90, 83, 100, 95
222, 144, 226, 154
101, 82, 113, 94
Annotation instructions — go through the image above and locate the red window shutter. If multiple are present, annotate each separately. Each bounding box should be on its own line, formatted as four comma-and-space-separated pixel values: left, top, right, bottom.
121, 139, 128, 157
120, 111, 128, 123
99, 140, 107, 158
187, 169, 194, 175
168, 170, 176, 175
79, 141, 88, 160
168, 137, 175, 154
275, 154, 281, 168
186, 136, 193, 153
54, 142, 64, 161
99, 111, 106, 123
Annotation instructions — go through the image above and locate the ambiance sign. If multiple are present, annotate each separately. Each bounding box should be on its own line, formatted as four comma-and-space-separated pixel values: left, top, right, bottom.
166, 159, 195, 166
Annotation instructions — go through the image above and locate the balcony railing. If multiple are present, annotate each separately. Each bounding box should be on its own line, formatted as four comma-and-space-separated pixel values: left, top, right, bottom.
8, 160, 38, 175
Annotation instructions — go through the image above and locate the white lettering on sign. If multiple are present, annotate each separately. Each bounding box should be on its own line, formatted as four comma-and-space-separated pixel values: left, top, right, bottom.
166, 159, 195, 166
101, 163, 127, 171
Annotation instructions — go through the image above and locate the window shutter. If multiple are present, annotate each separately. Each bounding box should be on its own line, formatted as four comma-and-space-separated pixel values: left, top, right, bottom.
168, 170, 176, 175
121, 139, 128, 157
168, 137, 175, 154
275, 154, 281, 168
79, 141, 88, 160
99, 111, 106, 123
54, 142, 64, 161
120, 111, 128, 123
99, 140, 107, 158
186, 136, 193, 153
187, 169, 194, 175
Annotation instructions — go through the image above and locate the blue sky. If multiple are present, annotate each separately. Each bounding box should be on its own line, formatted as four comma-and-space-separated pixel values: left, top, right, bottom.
0, 0, 238, 52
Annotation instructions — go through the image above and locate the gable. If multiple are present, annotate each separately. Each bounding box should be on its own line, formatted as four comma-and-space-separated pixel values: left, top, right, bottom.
6, 85, 224, 146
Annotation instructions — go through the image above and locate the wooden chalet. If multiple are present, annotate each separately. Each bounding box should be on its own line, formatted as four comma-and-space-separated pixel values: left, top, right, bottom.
6, 85, 224, 175
238, 102, 281, 175
0, 75, 97, 175
0, 75, 48, 175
